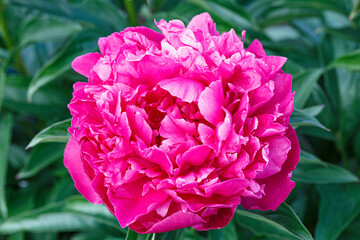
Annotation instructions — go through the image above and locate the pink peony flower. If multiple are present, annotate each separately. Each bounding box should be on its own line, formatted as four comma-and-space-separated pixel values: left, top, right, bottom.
64, 12, 300, 233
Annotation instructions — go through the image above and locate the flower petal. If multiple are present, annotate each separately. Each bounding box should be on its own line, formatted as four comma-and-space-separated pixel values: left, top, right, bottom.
71, 52, 102, 78
64, 137, 102, 204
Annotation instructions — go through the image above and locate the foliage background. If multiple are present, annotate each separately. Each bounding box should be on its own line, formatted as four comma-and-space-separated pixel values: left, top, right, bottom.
1, 0, 360, 239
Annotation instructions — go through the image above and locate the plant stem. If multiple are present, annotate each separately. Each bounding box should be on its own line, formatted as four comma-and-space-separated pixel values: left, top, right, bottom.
123, 0, 139, 26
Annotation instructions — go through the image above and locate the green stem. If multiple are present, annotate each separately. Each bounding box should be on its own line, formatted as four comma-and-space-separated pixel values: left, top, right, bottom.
123, 0, 139, 26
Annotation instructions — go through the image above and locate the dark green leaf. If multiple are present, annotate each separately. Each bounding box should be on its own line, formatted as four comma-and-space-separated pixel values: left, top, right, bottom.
338, 214, 360, 240
235, 203, 313, 240
126, 228, 139, 240
301, 105, 324, 117
3, 75, 69, 119
27, 31, 100, 101
0, 114, 12, 220
8, 144, 28, 169
71, 232, 123, 240
208, 220, 237, 240
290, 108, 329, 131
0, 209, 99, 234
296, 126, 337, 141
292, 150, 358, 184
64, 196, 124, 232
0, 68, 5, 111
186, 0, 257, 31
323, 27, 360, 42
27, 119, 71, 149
329, 50, 360, 71
17, 143, 66, 179
315, 184, 360, 240
19, 16, 82, 46
292, 68, 323, 108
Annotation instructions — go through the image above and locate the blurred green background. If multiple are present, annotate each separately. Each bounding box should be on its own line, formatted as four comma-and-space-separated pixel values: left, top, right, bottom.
1, 0, 360, 239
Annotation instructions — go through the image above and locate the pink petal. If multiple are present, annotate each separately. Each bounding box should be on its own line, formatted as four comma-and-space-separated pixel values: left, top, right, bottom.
194, 207, 236, 231
229, 66, 261, 92
126, 105, 152, 146
71, 52, 102, 77
109, 182, 169, 228
247, 39, 265, 58
63, 137, 102, 204
263, 56, 287, 75
143, 210, 206, 233
205, 178, 249, 197
198, 80, 225, 126
178, 145, 212, 167
125, 26, 164, 44
158, 78, 205, 102
255, 135, 291, 178
187, 12, 219, 39
241, 127, 300, 210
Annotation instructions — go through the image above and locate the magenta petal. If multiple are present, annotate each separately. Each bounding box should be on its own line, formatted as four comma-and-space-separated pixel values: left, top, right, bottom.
263, 56, 287, 75
63, 137, 102, 204
109, 184, 169, 228
241, 127, 300, 210
144, 211, 206, 233
247, 39, 266, 58
205, 179, 249, 197
126, 105, 153, 146
125, 26, 164, 44
255, 134, 291, 178
158, 78, 205, 102
71, 52, 102, 77
178, 145, 212, 166
198, 80, 225, 126
194, 207, 236, 231
187, 12, 219, 38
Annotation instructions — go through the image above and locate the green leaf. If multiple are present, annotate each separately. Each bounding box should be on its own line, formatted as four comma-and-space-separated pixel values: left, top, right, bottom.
292, 151, 358, 184
315, 184, 360, 240
329, 49, 360, 71
3, 75, 69, 119
323, 27, 360, 42
0, 114, 12, 220
186, 0, 257, 31
126, 228, 139, 240
292, 68, 323, 108
71, 232, 122, 240
301, 105, 324, 117
290, 108, 329, 131
8, 144, 28, 169
0, 68, 5, 111
27, 119, 71, 149
19, 15, 82, 46
235, 203, 313, 240
27, 31, 100, 101
16, 143, 66, 179
296, 126, 337, 141
0, 203, 100, 234
64, 196, 124, 232
7, 232, 25, 240
154, 229, 186, 240
208, 220, 237, 240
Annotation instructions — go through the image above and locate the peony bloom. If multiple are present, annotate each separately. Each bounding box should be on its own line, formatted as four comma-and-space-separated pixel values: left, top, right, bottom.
64, 12, 300, 233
